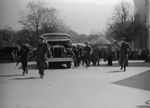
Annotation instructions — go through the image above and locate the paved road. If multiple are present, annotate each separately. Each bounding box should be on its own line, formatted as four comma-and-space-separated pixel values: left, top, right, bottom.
0, 61, 150, 108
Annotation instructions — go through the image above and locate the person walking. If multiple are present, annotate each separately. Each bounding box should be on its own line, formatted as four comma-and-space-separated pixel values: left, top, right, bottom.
115, 37, 132, 71
36, 36, 51, 78
20, 39, 30, 76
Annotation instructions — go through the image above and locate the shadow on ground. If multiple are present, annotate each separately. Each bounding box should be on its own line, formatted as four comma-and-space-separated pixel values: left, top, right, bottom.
107, 70, 125, 73
17, 61, 150, 70
0, 74, 21, 77
18, 63, 68, 70
96, 61, 150, 67
137, 106, 150, 108
112, 70, 150, 91
137, 100, 150, 108
48, 64, 67, 69
11, 76, 41, 80
127, 62, 150, 67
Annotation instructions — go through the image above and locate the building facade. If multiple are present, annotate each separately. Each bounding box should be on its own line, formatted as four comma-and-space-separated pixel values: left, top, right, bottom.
147, 0, 150, 56
134, 0, 150, 56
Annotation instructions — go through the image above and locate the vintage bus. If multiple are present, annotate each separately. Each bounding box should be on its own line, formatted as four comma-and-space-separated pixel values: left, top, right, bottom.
41, 33, 74, 68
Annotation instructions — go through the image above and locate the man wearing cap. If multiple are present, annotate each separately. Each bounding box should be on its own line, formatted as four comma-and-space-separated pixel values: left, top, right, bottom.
36, 36, 51, 78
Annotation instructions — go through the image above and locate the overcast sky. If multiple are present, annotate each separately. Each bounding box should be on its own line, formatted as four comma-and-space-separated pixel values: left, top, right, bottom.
0, 0, 134, 34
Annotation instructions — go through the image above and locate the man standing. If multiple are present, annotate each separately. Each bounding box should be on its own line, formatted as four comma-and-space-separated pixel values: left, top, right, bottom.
91, 44, 100, 66
36, 36, 51, 78
107, 47, 113, 66
20, 39, 30, 76
84, 42, 92, 67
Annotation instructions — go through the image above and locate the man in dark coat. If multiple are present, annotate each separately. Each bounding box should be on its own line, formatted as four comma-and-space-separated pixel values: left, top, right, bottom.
107, 47, 113, 66
72, 46, 80, 67
20, 40, 30, 76
84, 42, 92, 67
36, 36, 51, 78
118, 37, 132, 71
91, 44, 100, 66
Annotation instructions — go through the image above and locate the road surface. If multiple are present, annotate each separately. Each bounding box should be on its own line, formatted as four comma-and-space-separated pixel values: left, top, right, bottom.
0, 61, 150, 108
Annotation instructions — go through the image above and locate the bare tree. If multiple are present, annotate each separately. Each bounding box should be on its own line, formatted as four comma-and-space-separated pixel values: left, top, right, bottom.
19, 1, 45, 37
19, 0, 70, 37
40, 7, 58, 33
112, 2, 133, 24
106, 1, 134, 41
40, 8, 69, 33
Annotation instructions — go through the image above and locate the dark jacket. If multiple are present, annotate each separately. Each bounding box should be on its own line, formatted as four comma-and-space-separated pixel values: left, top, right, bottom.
119, 41, 131, 66
20, 44, 30, 61
36, 42, 50, 68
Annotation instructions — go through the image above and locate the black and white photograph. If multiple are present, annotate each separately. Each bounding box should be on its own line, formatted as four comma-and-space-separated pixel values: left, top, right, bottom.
0, 0, 150, 108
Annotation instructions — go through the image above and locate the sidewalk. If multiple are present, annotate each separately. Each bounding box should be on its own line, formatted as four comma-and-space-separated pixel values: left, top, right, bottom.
0, 61, 150, 108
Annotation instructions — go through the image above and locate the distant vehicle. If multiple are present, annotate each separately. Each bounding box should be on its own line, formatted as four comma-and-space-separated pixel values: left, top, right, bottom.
41, 33, 74, 68
0, 47, 19, 63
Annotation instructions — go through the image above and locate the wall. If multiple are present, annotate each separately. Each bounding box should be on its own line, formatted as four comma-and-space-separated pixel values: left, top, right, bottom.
134, 0, 150, 55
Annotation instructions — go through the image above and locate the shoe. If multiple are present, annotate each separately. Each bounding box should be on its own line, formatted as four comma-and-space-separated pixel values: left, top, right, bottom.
22, 73, 25, 76
124, 68, 126, 71
86, 65, 89, 68
40, 75, 44, 78
120, 67, 123, 70
26, 70, 28, 74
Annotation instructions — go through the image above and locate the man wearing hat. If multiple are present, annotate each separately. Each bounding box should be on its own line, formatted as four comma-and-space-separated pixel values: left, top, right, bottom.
36, 36, 51, 78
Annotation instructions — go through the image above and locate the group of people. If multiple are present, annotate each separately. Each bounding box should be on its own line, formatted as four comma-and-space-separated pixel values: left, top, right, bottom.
72, 37, 133, 72
68, 37, 132, 72
17, 36, 51, 78
17, 36, 132, 79
72, 42, 92, 67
